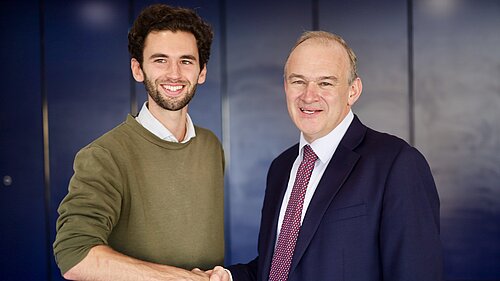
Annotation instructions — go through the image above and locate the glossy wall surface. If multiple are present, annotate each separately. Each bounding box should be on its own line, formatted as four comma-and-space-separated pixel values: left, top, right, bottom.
44, 1, 131, 278
0, 0, 499, 280
0, 2, 47, 280
414, 1, 500, 278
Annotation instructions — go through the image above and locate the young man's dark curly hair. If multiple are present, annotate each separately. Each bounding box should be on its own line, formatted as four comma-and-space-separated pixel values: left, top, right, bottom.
128, 4, 214, 70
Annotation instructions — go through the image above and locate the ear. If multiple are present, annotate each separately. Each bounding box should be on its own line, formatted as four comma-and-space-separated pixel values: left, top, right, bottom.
347, 77, 362, 106
131, 58, 144, 82
197, 65, 207, 84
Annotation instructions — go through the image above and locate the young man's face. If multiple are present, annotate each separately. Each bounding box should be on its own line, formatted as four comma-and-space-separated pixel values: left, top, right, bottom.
131, 30, 206, 111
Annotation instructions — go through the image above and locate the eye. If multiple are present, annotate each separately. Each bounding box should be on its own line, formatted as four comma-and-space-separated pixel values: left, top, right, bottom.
181, 59, 194, 65
154, 58, 167, 63
291, 80, 306, 85
318, 81, 333, 87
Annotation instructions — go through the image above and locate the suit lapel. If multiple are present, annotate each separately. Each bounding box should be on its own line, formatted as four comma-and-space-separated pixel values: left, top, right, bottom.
260, 145, 298, 281
289, 115, 366, 274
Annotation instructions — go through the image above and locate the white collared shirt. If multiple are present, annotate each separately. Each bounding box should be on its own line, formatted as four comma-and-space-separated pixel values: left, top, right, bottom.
275, 110, 354, 239
135, 102, 196, 143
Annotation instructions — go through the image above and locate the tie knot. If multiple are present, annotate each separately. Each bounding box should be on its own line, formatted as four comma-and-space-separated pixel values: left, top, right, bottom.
303, 145, 318, 163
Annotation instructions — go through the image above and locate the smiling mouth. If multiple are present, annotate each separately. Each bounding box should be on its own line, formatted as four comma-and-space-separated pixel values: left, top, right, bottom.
160, 84, 185, 95
300, 107, 322, 114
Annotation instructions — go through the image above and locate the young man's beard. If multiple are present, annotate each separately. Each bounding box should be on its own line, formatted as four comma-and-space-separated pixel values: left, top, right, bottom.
143, 77, 197, 111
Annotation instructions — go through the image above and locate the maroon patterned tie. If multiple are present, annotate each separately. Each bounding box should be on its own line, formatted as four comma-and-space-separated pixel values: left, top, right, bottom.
269, 145, 318, 281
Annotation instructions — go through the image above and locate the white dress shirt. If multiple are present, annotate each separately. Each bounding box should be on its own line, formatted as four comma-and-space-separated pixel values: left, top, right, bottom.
135, 102, 196, 143
275, 110, 354, 240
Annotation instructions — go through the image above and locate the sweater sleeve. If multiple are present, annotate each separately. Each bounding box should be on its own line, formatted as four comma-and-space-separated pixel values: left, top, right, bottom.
53, 144, 123, 274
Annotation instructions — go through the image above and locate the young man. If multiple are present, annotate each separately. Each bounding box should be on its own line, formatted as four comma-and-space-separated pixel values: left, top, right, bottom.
211, 31, 443, 281
53, 4, 224, 280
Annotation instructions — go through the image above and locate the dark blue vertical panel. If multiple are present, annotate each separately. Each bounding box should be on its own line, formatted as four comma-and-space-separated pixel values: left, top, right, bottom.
225, 0, 312, 264
414, 1, 500, 279
45, 1, 131, 279
132, 0, 223, 140
0, 1, 47, 280
319, 0, 410, 141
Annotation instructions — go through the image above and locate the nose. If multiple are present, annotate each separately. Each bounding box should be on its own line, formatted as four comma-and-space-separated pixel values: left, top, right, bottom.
166, 62, 181, 79
301, 82, 319, 103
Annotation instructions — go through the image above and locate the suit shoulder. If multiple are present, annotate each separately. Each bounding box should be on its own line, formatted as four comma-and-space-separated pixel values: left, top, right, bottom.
344, 115, 412, 156
363, 127, 412, 153
361, 127, 431, 169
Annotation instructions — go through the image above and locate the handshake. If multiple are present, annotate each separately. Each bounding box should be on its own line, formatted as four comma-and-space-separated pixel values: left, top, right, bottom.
191, 266, 231, 281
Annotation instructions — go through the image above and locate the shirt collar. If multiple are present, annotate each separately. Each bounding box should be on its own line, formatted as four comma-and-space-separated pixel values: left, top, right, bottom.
135, 101, 196, 143
299, 110, 354, 164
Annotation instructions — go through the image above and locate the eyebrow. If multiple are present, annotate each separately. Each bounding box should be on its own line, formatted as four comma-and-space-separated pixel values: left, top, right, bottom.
149, 53, 198, 61
287, 73, 339, 82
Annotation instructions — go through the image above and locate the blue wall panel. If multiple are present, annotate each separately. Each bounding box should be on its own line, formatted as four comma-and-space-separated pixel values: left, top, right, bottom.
414, 0, 500, 279
0, 1, 47, 280
44, 1, 130, 279
319, 0, 410, 141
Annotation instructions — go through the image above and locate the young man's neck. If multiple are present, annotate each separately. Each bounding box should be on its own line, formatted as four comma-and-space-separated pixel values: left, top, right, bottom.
147, 101, 188, 142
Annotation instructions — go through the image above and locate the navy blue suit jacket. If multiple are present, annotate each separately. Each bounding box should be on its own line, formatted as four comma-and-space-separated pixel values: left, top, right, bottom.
229, 115, 443, 281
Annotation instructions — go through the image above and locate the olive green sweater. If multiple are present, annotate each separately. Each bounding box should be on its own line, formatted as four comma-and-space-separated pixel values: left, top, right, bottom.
53, 115, 225, 274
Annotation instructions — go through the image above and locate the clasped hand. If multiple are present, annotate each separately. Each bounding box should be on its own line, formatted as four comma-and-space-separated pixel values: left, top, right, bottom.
192, 266, 230, 281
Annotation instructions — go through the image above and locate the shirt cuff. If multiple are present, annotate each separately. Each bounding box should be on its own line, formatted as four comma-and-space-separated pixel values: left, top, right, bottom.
224, 268, 233, 281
